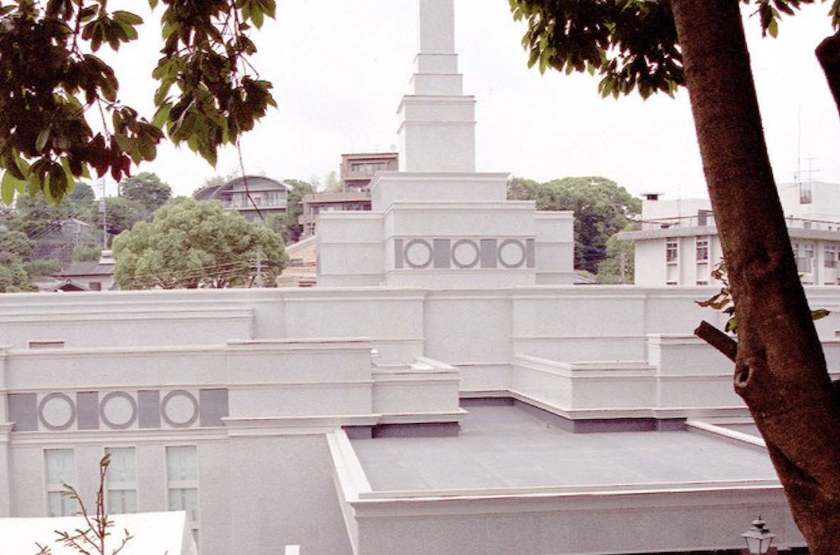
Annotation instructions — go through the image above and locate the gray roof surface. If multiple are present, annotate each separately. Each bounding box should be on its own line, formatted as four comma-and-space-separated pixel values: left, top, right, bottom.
721, 423, 762, 437
351, 404, 778, 492
56, 261, 114, 277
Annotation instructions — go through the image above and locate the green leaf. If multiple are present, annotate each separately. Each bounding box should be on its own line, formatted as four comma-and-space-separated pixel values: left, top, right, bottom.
812, 308, 831, 321
1, 171, 24, 205
36, 128, 51, 153
767, 17, 779, 37
49, 163, 68, 201
113, 10, 143, 25
153, 103, 172, 129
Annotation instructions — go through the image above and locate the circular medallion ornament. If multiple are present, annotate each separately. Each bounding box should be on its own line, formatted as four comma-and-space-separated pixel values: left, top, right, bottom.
451, 239, 481, 269
38, 393, 76, 431
498, 239, 527, 268
404, 239, 434, 269
100, 391, 138, 430
161, 390, 199, 428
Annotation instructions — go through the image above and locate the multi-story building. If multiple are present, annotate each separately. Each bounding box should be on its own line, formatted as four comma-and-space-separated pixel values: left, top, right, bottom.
340, 152, 399, 193
299, 153, 399, 239
620, 181, 840, 286
193, 175, 291, 223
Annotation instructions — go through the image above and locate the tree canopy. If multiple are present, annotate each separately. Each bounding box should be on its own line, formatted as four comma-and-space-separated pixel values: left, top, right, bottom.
596, 223, 637, 284
0, 0, 276, 205
283, 178, 316, 244
113, 198, 286, 289
508, 176, 640, 273
510, 0, 840, 108
509, 0, 840, 551
119, 172, 172, 214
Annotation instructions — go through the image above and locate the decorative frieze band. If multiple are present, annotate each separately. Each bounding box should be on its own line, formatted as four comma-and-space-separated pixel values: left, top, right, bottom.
395, 238, 535, 270
8, 389, 228, 432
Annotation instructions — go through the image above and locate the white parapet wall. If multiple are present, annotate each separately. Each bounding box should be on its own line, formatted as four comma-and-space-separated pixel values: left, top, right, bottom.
1, 285, 837, 555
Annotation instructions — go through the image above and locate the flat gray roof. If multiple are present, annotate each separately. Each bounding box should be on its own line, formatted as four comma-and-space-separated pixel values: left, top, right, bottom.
351, 403, 777, 491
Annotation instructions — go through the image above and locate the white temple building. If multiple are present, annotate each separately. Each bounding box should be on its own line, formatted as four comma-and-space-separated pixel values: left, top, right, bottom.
0, 2, 835, 554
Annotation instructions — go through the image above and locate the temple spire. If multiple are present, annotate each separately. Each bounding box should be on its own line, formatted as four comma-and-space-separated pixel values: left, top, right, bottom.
398, 0, 476, 172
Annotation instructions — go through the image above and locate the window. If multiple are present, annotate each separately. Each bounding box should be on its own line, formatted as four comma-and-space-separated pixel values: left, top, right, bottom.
826, 245, 838, 269
45, 449, 75, 517
666, 240, 678, 264
106, 448, 137, 514
167, 446, 199, 530
696, 237, 709, 262
697, 210, 714, 227
794, 242, 814, 274
349, 162, 386, 176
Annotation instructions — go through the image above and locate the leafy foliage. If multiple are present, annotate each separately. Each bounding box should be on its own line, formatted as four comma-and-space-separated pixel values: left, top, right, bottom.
152, 0, 276, 167
596, 223, 637, 284
509, 0, 839, 98
697, 260, 831, 334
0, 253, 34, 292
0, 228, 34, 259
509, 0, 684, 98
113, 198, 287, 289
74, 244, 102, 261
0, 0, 276, 205
0, 229, 38, 290
283, 178, 315, 244
9, 191, 79, 239
88, 195, 146, 236
508, 175, 641, 273
26, 257, 61, 277
118, 172, 172, 213
696, 260, 738, 333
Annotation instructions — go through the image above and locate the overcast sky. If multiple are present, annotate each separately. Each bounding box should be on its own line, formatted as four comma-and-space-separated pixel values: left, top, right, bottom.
105, 1, 840, 200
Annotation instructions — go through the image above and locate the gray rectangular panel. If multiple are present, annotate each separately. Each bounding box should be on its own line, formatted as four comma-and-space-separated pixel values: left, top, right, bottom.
138, 390, 161, 429
526, 238, 536, 268
480, 239, 498, 268
76, 391, 100, 430
199, 389, 229, 427
433, 239, 451, 269
8, 393, 38, 432
394, 239, 404, 269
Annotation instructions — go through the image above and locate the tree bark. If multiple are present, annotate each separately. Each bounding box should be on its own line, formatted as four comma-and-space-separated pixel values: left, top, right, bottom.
670, 1, 840, 553
816, 31, 840, 123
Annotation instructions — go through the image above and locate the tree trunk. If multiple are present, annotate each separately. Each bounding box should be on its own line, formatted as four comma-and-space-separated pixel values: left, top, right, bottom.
816, 31, 840, 122
670, 1, 840, 552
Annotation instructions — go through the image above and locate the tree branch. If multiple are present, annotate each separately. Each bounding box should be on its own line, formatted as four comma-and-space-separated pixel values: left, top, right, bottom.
817, 31, 840, 123
694, 319, 737, 362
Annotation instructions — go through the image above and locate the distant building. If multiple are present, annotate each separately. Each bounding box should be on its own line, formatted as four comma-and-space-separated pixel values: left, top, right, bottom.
193, 175, 291, 223
340, 152, 399, 193
300, 152, 399, 238
50, 250, 116, 291
620, 181, 840, 286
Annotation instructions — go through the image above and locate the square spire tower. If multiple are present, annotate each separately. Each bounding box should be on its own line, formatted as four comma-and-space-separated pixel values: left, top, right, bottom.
398, 0, 476, 172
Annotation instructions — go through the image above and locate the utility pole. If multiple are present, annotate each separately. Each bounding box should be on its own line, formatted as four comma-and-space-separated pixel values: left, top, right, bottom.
252, 250, 263, 288
619, 251, 628, 284
99, 178, 108, 250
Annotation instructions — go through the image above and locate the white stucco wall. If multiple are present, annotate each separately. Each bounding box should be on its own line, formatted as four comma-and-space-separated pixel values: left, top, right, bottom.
2, 286, 838, 554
